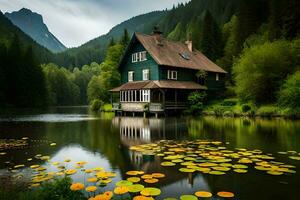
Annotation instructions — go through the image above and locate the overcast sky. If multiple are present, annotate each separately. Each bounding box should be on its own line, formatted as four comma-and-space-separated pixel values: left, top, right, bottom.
0, 0, 190, 47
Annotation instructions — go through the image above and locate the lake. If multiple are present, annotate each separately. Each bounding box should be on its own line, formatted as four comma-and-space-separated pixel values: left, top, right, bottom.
0, 107, 300, 200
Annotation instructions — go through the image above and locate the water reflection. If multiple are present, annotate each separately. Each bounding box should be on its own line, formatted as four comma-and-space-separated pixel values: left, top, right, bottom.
1, 108, 300, 200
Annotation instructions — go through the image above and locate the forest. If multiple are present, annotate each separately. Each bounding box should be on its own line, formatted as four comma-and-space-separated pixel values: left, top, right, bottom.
0, 0, 300, 113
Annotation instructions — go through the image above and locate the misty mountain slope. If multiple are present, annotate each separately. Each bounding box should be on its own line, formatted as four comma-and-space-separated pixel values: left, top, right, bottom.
55, 11, 166, 68
5, 8, 67, 53
0, 10, 54, 63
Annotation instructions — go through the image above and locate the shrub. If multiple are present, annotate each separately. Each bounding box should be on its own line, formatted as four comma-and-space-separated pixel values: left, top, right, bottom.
256, 106, 278, 117
212, 105, 225, 116
187, 91, 207, 115
241, 104, 252, 113
233, 40, 299, 104
278, 71, 300, 108
90, 99, 104, 112
221, 99, 237, 106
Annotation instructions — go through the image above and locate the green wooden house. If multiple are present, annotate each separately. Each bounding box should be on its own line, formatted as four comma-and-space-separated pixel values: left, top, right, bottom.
110, 29, 227, 116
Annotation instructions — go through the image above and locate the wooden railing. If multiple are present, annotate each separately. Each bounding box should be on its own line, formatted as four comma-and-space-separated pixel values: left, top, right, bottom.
165, 101, 188, 110
149, 103, 164, 112
112, 103, 120, 110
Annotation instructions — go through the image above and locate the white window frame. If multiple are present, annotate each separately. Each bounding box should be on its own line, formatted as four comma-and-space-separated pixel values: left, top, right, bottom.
128, 71, 134, 82
143, 69, 150, 81
140, 51, 147, 61
132, 53, 137, 63
132, 51, 147, 63
167, 70, 177, 80
171, 71, 177, 80
216, 73, 219, 81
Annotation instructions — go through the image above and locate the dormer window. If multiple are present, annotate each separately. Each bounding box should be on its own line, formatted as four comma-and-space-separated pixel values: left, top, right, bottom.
180, 52, 190, 60
132, 51, 147, 63
167, 70, 177, 80
128, 71, 134, 82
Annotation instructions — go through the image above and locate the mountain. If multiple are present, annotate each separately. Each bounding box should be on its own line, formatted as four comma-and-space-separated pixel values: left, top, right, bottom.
0, 10, 54, 63
55, 0, 240, 68
5, 8, 66, 53
55, 11, 166, 68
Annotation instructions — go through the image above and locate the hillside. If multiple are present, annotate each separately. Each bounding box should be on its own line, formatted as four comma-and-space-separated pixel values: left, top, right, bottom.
5, 8, 66, 53
55, 11, 166, 68
0, 10, 54, 63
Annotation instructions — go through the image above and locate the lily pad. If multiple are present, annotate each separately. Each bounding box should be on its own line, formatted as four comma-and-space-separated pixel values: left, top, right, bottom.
140, 187, 161, 196
116, 180, 133, 187
179, 168, 195, 173
217, 191, 235, 198
128, 184, 145, 193
127, 177, 141, 183
194, 191, 212, 198
180, 195, 198, 200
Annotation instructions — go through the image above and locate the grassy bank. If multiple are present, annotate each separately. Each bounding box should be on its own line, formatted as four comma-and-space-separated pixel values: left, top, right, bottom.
203, 98, 300, 119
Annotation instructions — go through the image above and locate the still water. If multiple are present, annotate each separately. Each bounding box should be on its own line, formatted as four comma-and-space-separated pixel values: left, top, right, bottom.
0, 107, 300, 200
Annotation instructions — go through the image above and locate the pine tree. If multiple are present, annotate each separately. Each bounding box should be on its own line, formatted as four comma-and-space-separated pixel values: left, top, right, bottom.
120, 29, 130, 46
109, 38, 115, 47
234, 0, 268, 53
200, 10, 223, 61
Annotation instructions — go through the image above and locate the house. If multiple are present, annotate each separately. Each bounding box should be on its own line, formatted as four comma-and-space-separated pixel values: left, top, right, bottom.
110, 29, 227, 116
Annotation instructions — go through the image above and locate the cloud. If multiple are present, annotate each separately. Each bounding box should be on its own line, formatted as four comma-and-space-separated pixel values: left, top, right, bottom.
0, 0, 190, 47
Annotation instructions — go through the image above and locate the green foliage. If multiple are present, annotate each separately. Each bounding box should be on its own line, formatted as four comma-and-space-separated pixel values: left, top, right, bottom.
90, 99, 104, 112
278, 71, 300, 108
256, 105, 278, 117
0, 36, 47, 107
241, 104, 252, 113
200, 10, 223, 61
233, 40, 299, 104
42, 63, 80, 105
0, 177, 86, 200
167, 22, 185, 41
87, 43, 124, 103
221, 99, 237, 106
187, 91, 207, 115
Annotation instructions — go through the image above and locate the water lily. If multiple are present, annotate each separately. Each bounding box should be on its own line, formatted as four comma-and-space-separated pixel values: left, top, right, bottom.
86, 186, 97, 192
70, 182, 85, 191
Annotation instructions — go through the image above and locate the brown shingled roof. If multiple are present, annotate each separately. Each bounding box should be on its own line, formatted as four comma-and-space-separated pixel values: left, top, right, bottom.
135, 32, 227, 73
110, 81, 206, 92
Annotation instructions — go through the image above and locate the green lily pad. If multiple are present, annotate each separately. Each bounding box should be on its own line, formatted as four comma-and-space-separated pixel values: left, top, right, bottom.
179, 168, 195, 173
128, 184, 145, 193
116, 180, 133, 187
180, 195, 198, 200
161, 162, 176, 167
140, 187, 161, 196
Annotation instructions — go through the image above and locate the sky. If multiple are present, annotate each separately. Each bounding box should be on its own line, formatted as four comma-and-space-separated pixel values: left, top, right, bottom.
0, 0, 190, 47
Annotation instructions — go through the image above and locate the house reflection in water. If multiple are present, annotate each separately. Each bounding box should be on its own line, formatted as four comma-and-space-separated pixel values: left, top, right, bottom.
112, 116, 211, 194
112, 116, 189, 147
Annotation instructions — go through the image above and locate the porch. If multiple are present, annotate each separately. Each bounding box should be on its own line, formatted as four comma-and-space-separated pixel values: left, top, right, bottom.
110, 80, 206, 115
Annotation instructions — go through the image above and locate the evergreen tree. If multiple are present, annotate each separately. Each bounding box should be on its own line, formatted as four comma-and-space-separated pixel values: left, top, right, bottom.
200, 10, 223, 61
109, 38, 116, 47
281, 0, 300, 39
0, 43, 7, 104
167, 22, 185, 41
120, 29, 130, 46
234, 0, 268, 53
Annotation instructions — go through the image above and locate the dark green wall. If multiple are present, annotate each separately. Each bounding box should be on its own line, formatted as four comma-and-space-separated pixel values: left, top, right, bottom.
159, 66, 197, 81
121, 42, 159, 83
119, 39, 226, 93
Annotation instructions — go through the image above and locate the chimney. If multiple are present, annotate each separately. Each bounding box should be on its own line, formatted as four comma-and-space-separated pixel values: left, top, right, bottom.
152, 26, 163, 45
185, 40, 193, 52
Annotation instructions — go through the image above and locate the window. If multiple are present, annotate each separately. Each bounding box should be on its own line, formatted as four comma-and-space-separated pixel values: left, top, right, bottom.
132, 51, 147, 63
167, 70, 177, 80
128, 71, 134, 82
142, 90, 150, 102
216, 73, 219, 81
143, 69, 150, 80
140, 51, 147, 61
132, 53, 137, 63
